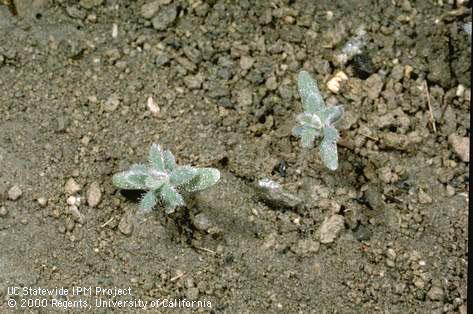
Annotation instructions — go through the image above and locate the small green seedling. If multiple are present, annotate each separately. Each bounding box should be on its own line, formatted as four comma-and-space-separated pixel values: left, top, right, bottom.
292, 71, 344, 170
112, 143, 220, 213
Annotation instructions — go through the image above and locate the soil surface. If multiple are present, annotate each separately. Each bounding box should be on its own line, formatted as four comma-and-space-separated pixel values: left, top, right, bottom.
0, 0, 470, 313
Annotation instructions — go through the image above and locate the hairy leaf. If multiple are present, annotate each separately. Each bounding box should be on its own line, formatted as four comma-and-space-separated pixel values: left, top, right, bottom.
319, 126, 340, 170
323, 125, 339, 142
112, 165, 149, 190
139, 190, 157, 213
144, 176, 166, 190
184, 168, 221, 192
160, 184, 185, 213
323, 105, 344, 126
170, 166, 197, 187
298, 71, 325, 113
163, 149, 176, 171
148, 143, 165, 171
300, 127, 318, 148
296, 112, 322, 129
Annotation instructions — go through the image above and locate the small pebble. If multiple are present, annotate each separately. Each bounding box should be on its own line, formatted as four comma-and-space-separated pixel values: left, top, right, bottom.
192, 213, 211, 232
65, 178, 81, 195
448, 134, 469, 162
265, 76, 278, 90
151, 5, 177, 31
140, 0, 161, 19
0, 206, 7, 217
69, 205, 85, 224
326, 71, 348, 94
37, 197, 48, 207
427, 286, 444, 301
147, 96, 160, 117
67, 196, 77, 206
87, 182, 102, 208
104, 94, 120, 112
65, 218, 75, 232
413, 278, 425, 288
418, 189, 432, 204
118, 212, 133, 235
112, 23, 118, 38
446, 185, 455, 197
8, 185, 22, 201
364, 74, 384, 100
240, 56, 254, 70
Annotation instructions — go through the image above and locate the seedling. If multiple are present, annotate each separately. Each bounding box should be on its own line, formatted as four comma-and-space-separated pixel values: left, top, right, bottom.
292, 71, 344, 170
112, 144, 220, 213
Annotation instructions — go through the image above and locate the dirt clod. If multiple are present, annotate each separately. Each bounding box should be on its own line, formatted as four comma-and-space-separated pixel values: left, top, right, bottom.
319, 214, 345, 244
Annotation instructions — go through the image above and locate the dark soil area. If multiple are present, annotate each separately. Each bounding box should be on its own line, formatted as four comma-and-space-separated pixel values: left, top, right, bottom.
0, 0, 470, 313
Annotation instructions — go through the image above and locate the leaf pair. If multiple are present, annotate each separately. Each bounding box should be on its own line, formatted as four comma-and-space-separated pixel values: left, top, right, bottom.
292, 71, 344, 170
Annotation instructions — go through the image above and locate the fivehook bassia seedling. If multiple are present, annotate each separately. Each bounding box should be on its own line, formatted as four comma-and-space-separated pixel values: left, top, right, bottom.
292, 71, 344, 170
112, 144, 220, 213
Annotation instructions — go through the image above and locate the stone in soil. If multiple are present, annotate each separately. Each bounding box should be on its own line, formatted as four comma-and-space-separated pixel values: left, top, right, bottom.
364, 74, 384, 100
8, 185, 22, 201
319, 214, 345, 244
118, 212, 134, 235
141, 1, 161, 19
0, 206, 7, 217
151, 5, 177, 31
427, 286, 444, 301
255, 178, 302, 210
37, 197, 48, 207
240, 56, 254, 70
192, 213, 211, 232
65, 178, 82, 195
448, 134, 469, 162
104, 94, 120, 112
87, 181, 102, 208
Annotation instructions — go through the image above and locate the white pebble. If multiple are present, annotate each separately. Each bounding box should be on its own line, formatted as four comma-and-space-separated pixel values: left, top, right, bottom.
112, 23, 118, 38
67, 196, 77, 206
326, 71, 348, 94
147, 96, 160, 117
8, 185, 22, 201
0, 206, 7, 217
37, 197, 48, 207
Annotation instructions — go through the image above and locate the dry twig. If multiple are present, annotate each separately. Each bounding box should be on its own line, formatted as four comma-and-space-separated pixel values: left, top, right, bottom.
423, 80, 437, 133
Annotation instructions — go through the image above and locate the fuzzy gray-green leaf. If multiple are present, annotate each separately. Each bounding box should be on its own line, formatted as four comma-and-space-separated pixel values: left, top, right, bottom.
319, 126, 340, 170
183, 168, 220, 192
296, 112, 322, 129
148, 143, 165, 171
298, 71, 325, 113
112, 165, 149, 190
163, 149, 176, 171
160, 184, 184, 213
145, 176, 165, 190
323, 125, 339, 142
323, 105, 344, 126
139, 190, 157, 213
301, 127, 318, 148
170, 166, 197, 187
